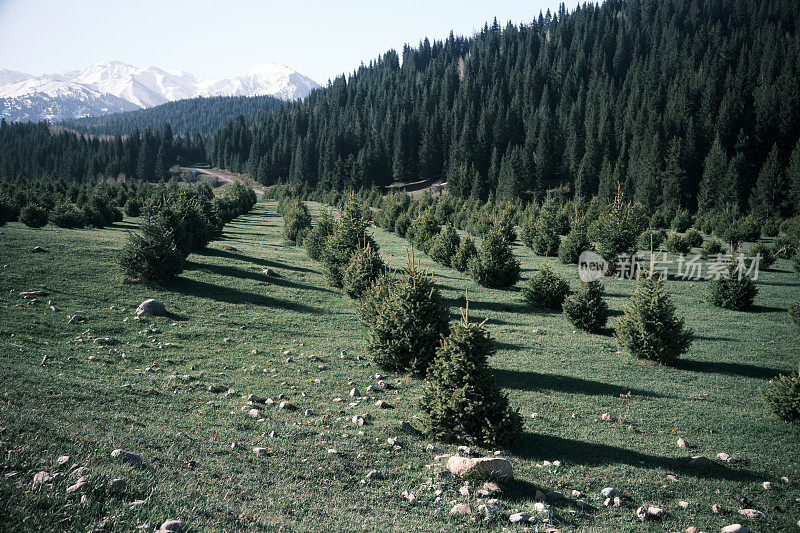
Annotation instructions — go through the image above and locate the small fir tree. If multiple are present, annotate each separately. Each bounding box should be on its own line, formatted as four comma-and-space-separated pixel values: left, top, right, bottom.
706, 262, 758, 310
563, 280, 609, 333
614, 272, 693, 364
120, 218, 185, 282
305, 208, 335, 261
468, 230, 521, 288
429, 224, 461, 267
342, 244, 385, 300
522, 264, 570, 310
420, 304, 522, 447
367, 260, 450, 376
321, 197, 376, 287
763, 361, 800, 422
451, 236, 478, 272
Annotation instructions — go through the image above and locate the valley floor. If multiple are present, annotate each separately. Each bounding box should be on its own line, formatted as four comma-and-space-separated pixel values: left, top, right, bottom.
1, 198, 799, 531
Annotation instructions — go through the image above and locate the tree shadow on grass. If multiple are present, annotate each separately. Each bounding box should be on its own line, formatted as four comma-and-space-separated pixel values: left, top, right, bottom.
165, 277, 322, 314
198, 247, 315, 273
492, 368, 667, 398
674, 358, 785, 379
441, 297, 531, 316
511, 433, 762, 482
749, 304, 785, 313
184, 261, 334, 294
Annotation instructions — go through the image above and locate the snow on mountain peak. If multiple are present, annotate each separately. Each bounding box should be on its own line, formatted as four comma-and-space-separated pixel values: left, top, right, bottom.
0, 61, 320, 122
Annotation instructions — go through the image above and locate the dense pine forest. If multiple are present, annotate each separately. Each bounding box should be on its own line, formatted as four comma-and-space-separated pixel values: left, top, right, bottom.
62, 94, 282, 136
205, 0, 800, 218
0, 121, 205, 181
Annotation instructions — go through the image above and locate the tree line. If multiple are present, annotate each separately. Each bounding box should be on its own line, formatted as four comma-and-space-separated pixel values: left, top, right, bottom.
0, 120, 206, 182
62, 94, 282, 136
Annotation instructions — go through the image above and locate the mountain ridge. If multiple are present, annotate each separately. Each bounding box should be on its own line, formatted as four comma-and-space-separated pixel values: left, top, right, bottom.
0, 61, 319, 122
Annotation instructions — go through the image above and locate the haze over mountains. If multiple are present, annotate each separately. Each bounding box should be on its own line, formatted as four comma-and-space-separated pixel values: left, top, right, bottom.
0, 61, 320, 123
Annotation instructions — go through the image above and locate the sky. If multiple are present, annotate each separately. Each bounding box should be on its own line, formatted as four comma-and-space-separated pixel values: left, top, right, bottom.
0, 0, 583, 84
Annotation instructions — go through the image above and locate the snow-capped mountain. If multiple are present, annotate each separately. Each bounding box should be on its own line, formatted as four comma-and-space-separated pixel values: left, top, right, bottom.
0, 61, 320, 122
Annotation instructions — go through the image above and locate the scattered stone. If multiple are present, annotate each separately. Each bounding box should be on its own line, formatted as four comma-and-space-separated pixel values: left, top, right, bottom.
208, 384, 226, 393
509, 512, 530, 523
387, 437, 399, 447
349, 388, 360, 397
247, 409, 262, 418
56, 455, 71, 467
459, 485, 472, 496
762, 481, 772, 490
67, 315, 86, 324
32, 246, 47, 253
158, 519, 188, 533
136, 299, 167, 317
717, 452, 733, 463
666, 474, 679, 482
374, 400, 391, 409
450, 503, 472, 515
110, 449, 142, 466
780, 476, 789, 484
446, 456, 513, 480
531, 412, 538, 419
401, 490, 416, 503
738, 509, 766, 520
20, 290, 47, 298
66, 477, 89, 493
253, 447, 268, 456
365, 470, 381, 480
601, 487, 621, 498
70, 467, 91, 478
278, 401, 293, 410
352, 415, 365, 426
677, 437, 687, 448
601, 412, 612, 421
248, 394, 263, 403
720, 525, 748, 533
689, 456, 715, 467
687, 527, 698, 533
712, 504, 723, 514
32, 471, 60, 487
679, 501, 690, 508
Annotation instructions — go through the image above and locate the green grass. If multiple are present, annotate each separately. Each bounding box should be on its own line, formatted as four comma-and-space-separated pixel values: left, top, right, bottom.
1, 198, 799, 532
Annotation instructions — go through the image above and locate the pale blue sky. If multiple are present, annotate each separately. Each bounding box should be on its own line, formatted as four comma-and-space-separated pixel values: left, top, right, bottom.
0, 0, 582, 84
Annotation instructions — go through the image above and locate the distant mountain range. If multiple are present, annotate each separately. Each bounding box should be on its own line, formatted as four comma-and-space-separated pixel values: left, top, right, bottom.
0, 61, 320, 123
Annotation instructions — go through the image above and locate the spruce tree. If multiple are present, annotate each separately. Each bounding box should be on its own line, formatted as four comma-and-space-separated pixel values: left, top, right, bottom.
342, 244, 385, 300
321, 197, 376, 287
614, 272, 693, 364
367, 260, 450, 376
564, 280, 609, 333
429, 224, 461, 267
468, 229, 520, 288
749, 144, 785, 220
420, 306, 521, 447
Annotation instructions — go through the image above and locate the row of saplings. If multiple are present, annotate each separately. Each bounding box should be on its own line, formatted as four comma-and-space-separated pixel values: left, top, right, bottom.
282, 197, 799, 449
120, 181, 257, 281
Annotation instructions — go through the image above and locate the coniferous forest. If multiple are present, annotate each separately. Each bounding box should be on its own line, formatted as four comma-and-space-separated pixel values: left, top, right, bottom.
62, 94, 282, 136
204, 0, 799, 218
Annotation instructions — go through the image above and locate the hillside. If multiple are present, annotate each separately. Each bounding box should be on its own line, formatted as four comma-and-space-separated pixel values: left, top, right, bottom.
1, 199, 798, 531
207, 0, 800, 219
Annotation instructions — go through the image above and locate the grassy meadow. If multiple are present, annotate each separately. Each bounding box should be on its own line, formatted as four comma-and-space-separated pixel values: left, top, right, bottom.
1, 195, 799, 532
